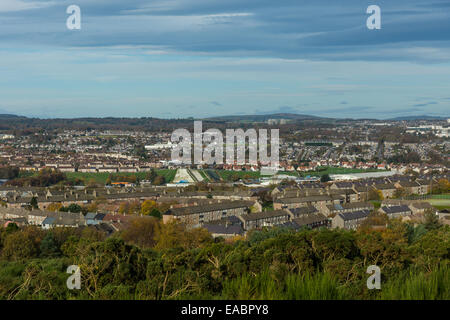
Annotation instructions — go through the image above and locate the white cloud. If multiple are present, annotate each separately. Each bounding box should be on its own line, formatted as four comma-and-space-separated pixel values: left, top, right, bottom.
0, 0, 55, 12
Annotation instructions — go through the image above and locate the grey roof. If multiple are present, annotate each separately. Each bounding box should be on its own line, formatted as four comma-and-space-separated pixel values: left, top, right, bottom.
168, 200, 254, 216
279, 221, 303, 230
292, 214, 328, 227
203, 223, 244, 236
276, 195, 332, 204
328, 202, 374, 212
338, 209, 371, 221
94, 213, 106, 220
85, 212, 97, 219
240, 210, 290, 221
381, 205, 412, 214
289, 206, 318, 216
398, 181, 420, 188
411, 202, 434, 209
42, 217, 56, 225
334, 182, 354, 188
374, 183, 396, 190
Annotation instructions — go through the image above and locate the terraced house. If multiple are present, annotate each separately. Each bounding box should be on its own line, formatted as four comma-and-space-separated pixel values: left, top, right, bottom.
163, 200, 259, 228
380, 205, 412, 218
331, 209, 372, 230
238, 210, 291, 230
274, 195, 340, 211
324, 201, 374, 217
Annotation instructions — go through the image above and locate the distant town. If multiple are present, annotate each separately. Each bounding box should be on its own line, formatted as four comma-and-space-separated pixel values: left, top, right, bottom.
0, 114, 448, 236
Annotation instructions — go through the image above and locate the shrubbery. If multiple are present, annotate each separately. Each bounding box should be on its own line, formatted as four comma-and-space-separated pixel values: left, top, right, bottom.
0, 219, 448, 300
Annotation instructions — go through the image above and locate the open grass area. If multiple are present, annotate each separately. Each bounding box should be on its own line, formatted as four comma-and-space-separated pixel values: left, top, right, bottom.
425, 199, 450, 211
216, 170, 300, 181
64, 169, 177, 184
300, 166, 387, 177
16, 166, 392, 185
198, 170, 210, 182
430, 194, 450, 199
216, 170, 261, 181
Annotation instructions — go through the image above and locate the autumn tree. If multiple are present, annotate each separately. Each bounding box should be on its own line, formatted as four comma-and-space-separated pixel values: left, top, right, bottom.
368, 188, 384, 201
120, 217, 159, 248
2, 230, 39, 260
47, 202, 63, 212
393, 187, 408, 199
141, 200, 157, 216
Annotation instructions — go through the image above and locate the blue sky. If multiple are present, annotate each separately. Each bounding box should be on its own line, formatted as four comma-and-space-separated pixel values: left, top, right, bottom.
0, 0, 449, 119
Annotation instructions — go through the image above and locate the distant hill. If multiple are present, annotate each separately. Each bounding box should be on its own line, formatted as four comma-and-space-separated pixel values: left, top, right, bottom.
388, 115, 448, 121
0, 114, 26, 119
204, 113, 326, 122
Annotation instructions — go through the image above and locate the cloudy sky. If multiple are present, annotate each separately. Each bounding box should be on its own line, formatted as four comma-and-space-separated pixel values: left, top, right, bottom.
0, 0, 449, 119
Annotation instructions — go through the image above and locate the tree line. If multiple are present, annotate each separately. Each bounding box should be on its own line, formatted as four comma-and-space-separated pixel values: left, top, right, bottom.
0, 216, 448, 300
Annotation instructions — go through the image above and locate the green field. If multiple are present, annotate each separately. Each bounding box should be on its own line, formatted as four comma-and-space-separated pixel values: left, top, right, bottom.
216, 170, 261, 181
16, 166, 391, 185
425, 199, 450, 211
197, 170, 210, 182
430, 194, 450, 200
64, 169, 177, 184
300, 166, 387, 177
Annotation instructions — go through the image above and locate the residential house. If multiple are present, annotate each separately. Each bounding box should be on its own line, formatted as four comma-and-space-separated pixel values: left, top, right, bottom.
331, 209, 372, 230
238, 210, 291, 230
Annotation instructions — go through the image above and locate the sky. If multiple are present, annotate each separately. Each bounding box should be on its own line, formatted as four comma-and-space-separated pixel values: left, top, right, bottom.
0, 0, 449, 119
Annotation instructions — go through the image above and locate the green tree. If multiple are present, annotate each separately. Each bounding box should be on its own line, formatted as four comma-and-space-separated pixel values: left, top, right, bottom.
149, 208, 162, 219
30, 197, 38, 209
424, 210, 441, 231
5, 223, 19, 234
40, 232, 60, 258
2, 231, 38, 261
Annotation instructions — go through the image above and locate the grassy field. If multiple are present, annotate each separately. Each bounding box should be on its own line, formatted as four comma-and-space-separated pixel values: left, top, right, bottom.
216, 170, 300, 181
197, 170, 210, 182
425, 199, 450, 211
430, 194, 450, 199
216, 170, 261, 181
300, 166, 386, 177
65, 170, 177, 184
16, 166, 395, 185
